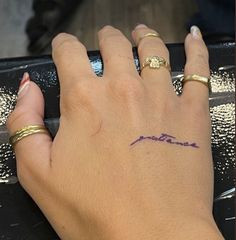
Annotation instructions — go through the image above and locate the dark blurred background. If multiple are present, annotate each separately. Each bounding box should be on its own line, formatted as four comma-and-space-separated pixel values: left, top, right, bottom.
0, 0, 234, 58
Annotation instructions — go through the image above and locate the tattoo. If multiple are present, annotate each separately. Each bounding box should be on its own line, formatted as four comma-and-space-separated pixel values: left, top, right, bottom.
130, 133, 199, 148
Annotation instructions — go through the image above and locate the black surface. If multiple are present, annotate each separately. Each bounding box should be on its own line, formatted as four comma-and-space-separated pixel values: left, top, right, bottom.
0, 43, 235, 240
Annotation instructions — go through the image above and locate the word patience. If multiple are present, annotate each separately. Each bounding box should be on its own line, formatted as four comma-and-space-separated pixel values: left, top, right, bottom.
130, 133, 199, 148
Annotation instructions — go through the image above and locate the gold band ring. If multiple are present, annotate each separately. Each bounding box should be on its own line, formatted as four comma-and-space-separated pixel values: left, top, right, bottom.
182, 74, 211, 91
138, 32, 161, 45
9, 125, 50, 146
141, 56, 171, 72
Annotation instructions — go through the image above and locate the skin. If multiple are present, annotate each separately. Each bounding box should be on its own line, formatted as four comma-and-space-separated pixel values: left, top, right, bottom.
6, 24, 224, 239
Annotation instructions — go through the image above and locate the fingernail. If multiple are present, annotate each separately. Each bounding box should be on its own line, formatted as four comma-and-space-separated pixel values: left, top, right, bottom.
135, 24, 147, 29
190, 25, 202, 39
17, 72, 30, 99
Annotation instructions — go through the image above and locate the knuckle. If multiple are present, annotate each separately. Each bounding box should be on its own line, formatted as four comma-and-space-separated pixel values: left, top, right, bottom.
155, 97, 177, 116
73, 80, 92, 95
17, 166, 28, 187
182, 100, 210, 122
17, 164, 47, 195
16, 160, 34, 188
189, 46, 209, 64
139, 40, 169, 58
6, 107, 34, 131
185, 61, 210, 76
118, 36, 132, 48
62, 79, 96, 112
99, 33, 131, 49
66, 80, 91, 102
194, 51, 209, 66
110, 74, 144, 101
197, 50, 209, 60
53, 39, 72, 59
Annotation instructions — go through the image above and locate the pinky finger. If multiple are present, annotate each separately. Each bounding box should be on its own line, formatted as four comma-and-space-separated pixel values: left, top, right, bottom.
182, 26, 210, 104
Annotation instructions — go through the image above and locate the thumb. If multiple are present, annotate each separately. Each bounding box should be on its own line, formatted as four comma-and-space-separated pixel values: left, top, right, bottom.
6, 72, 52, 191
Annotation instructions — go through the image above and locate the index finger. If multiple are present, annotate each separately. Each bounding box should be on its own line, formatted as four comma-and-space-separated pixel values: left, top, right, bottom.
52, 33, 97, 89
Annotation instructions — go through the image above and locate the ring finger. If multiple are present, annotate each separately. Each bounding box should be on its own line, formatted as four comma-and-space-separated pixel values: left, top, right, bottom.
132, 24, 173, 91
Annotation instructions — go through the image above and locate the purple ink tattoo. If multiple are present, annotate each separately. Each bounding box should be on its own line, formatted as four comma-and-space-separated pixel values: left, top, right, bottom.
130, 133, 199, 148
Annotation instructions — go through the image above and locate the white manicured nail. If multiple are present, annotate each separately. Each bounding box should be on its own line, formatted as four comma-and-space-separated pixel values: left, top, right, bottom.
190, 25, 202, 39
17, 72, 30, 99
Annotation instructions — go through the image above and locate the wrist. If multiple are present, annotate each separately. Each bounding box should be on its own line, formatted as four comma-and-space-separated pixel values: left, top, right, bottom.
163, 216, 224, 240
105, 215, 224, 240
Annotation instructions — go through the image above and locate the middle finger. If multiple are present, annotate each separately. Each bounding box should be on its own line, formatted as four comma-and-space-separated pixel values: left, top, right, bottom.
98, 25, 139, 78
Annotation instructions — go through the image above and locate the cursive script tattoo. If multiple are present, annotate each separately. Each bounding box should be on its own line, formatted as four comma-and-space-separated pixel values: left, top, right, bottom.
130, 133, 199, 148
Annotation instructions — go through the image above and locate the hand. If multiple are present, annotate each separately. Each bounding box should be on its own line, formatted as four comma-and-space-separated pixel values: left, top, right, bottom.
7, 25, 223, 239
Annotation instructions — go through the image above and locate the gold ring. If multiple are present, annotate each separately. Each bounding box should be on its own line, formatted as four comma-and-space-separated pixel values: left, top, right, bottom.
182, 74, 211, 91
141, 56, 171, 72
9, 125, 50, 147
138, 32, 161, 45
